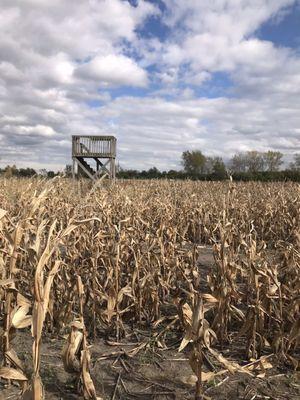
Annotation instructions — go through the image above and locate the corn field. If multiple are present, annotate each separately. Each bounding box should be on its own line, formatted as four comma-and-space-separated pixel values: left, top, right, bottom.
0, 177, 299, 399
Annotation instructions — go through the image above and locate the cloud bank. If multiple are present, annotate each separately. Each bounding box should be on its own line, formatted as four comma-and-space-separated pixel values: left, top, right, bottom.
0, 0, 299, 170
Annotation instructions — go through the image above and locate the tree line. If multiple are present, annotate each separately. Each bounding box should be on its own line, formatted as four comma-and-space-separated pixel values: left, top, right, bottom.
182, 150, 296, 174
118, 151, 300, 181
1, 151, 300, 181
0, 165, 57, 178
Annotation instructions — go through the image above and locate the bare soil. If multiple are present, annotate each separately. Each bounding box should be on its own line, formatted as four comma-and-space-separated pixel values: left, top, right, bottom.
1, 247, 299, 400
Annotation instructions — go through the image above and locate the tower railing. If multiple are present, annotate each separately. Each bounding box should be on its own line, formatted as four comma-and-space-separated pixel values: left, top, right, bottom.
72, 135, 116, 157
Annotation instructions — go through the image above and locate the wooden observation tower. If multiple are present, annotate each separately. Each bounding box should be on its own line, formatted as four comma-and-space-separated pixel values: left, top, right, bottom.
72, 135, 116, 181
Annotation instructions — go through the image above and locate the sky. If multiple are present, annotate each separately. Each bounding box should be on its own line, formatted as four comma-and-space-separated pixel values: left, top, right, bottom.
0, 0, 300, 171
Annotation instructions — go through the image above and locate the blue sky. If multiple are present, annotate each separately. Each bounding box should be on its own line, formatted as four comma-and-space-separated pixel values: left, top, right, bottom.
0, 0, 299, 170
258, 2, 300, 48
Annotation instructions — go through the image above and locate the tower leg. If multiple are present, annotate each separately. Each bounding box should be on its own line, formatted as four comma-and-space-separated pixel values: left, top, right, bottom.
72, 158, 75, 180
112, 158, 116, 181
109, 158, 116, 180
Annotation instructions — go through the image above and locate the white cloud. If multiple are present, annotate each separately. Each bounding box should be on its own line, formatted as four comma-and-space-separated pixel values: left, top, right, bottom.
0, 0, 299, 171
75, 54, 148, 87
162, 0, 295, 38
3, 124, 56, 137
152, 0, 298, 87
95, 95, 300, 169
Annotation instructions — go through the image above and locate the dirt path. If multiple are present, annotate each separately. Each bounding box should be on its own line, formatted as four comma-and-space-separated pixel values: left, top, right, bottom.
1, 329, 299, 400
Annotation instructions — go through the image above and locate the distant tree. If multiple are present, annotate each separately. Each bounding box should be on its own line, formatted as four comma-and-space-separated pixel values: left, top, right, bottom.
263, 151, 283, 172
182, 150, 206, 175
117, 168, 139, 179
166, 169, 184, 179
211, 157, 227, 179
47, 171, 56, 178
229, 153, 247, 173
289, 153, 300, 171
245, 151, 265, 172
203, 156, 227, 178
18, 167, 36, 177
147, 167, 161, 179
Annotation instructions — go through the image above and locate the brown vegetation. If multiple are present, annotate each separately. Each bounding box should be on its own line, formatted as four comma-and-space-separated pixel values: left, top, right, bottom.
0, 178, 299, 399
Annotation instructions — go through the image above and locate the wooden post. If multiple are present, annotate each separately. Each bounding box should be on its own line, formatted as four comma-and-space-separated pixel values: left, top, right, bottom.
111, 157, 116, 181
72, 158, 75, 180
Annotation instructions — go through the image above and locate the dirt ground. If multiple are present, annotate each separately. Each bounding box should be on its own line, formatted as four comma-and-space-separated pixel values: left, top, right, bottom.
1, 248, 299, 400
1, 330, 300, 400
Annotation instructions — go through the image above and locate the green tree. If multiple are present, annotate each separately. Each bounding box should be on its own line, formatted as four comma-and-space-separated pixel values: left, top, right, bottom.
211, 157, 227, 179
19, 168, 36, 177
204, 156, 227, 178
182, 150, 206, 175
147, 167, 161, 178
47, 171, 56, 178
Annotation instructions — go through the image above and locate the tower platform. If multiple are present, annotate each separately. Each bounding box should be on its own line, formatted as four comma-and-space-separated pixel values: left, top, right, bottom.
72, 135, 116, 181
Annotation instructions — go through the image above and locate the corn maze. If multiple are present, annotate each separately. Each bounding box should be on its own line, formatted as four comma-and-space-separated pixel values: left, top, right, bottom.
0, 177, 299, 399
